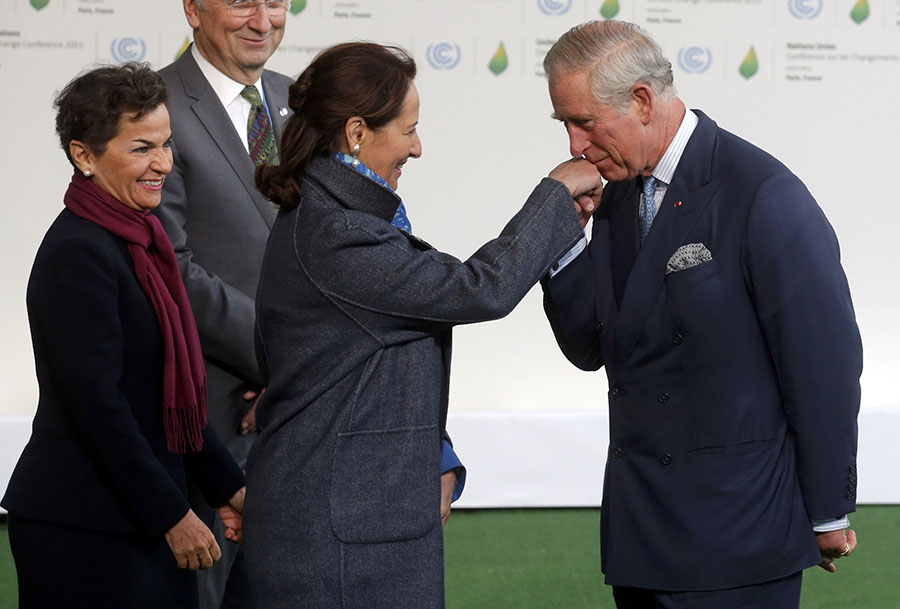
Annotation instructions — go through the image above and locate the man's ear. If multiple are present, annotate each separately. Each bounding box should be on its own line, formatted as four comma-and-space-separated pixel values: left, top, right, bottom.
631, 84, 654, 125
184, 0, 201, 30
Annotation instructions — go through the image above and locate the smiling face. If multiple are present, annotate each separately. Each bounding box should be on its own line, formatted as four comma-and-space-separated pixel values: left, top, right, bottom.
357, 84, 422, 190
73, 105, 173, 212
549, 69, 653, 183
185, 0, 285, 85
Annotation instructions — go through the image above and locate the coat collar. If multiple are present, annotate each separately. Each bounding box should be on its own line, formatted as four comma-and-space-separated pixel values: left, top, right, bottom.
608, 110, 721, 373
304, 156, 402, 225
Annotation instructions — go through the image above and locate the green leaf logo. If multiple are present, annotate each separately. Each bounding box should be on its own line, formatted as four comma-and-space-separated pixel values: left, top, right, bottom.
290, 0, 307, 15
849, 0, 869, 23
739, 46, 758, 80
175, 37, 191, 61
489, 42, 508, 76
600, 0, 620, 20
31, 0, 50, 10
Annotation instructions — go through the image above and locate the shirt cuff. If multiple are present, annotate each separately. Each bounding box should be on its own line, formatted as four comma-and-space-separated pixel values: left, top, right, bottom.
440, 440, 466, 502
549, 236, 588, 278
811, 516, 850, 532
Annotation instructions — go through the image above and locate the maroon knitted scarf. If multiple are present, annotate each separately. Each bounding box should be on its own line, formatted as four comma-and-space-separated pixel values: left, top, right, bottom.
63, 171, 207, 453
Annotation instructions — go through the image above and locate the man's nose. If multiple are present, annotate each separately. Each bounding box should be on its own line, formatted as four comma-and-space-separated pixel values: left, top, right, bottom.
567, 124, 589, 158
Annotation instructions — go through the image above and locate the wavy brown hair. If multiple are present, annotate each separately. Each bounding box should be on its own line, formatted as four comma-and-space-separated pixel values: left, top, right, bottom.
256, 42, 416, 209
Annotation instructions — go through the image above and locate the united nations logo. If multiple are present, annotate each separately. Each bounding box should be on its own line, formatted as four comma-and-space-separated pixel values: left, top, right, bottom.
426, 43, 462, 70
677, 46, 712, 74
111, 37, 146, 63
788, 0, 823, 19
537, 0, 573, 15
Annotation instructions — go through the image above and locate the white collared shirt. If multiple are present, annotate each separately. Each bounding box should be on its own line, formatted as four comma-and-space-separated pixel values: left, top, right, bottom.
644, 107, 698, 214
191, 43, 267, 154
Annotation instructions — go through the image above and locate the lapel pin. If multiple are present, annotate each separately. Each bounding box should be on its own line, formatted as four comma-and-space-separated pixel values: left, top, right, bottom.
674, 201, 682, 208
279, 107, 288, 117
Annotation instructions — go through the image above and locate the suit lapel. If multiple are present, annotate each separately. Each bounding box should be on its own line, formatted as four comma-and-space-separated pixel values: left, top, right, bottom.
176, 49, 277, 229
610, 112, 721, 373
263, 73, 290, 144
609, 180, 640, 308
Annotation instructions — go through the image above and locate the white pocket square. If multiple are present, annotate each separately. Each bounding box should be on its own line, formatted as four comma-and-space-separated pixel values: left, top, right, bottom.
666, 243, 712, 275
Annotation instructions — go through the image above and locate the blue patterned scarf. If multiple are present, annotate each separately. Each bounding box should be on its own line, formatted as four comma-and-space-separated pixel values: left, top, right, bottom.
331, 152, 412, 233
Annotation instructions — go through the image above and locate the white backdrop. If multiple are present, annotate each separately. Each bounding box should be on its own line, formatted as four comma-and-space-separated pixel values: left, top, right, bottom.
1, 0, 898, 506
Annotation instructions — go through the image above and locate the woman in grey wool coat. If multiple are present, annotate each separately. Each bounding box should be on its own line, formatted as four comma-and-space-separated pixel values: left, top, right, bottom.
243, 41, 602, 609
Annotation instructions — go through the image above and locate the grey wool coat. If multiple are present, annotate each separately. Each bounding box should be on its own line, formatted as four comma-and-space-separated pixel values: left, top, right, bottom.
244, 156, 583, 609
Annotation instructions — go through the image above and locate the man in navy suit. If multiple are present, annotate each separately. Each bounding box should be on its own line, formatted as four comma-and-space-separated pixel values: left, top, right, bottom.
541, 21, 862, 608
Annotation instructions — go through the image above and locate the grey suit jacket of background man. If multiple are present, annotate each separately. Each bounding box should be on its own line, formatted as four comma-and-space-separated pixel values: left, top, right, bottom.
157, 47, 291, 467
155, 46, 292, 607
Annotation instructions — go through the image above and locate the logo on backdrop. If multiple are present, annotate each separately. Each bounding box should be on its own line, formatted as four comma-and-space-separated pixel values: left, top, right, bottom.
290, 0, 307, 14
600, 0, 620, 19
677, 46, 713, 74
30, 0, 50, 10
849, 0, 869, 23
426, 43, 462, 70
739, 46, 759, 79
537, 0, 572, 16
489, 42, 509, 75
111, 37, 146, 63
788, 0, 823, 19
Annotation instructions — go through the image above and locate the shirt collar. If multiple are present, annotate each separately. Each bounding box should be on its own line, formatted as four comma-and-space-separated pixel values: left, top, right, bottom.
650, 107, 698, 185
191, 43, 265, 108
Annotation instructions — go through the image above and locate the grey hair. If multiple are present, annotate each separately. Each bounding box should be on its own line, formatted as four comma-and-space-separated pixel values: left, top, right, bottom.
543, 20, 675, 113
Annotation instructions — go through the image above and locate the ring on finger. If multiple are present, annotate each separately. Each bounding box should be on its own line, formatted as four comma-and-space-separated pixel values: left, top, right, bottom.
839, 543, 850, 556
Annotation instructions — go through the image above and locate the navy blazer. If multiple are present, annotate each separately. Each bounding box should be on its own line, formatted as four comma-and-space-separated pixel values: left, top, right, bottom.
543, 111, 862, 591
2, 209, 244, 538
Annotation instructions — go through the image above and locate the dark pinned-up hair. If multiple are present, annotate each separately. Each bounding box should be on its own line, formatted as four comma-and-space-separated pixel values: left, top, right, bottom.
257, 42, 417, 209
54, 62, 169, 167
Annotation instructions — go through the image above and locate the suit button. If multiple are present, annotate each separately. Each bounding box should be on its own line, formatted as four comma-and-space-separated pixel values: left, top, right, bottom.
609, 387, 621, 399
660, 453, 672, 466
672, 332, 684, 345
596, 322, 604, 333
611, 447, 624, 459
657, 392, 670, 404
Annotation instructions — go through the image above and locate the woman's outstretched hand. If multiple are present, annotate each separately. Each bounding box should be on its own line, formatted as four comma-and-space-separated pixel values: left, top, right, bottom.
549, 158, 604, 227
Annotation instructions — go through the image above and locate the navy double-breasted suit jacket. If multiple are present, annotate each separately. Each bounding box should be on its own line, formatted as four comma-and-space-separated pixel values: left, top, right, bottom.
543, 111, 862, 591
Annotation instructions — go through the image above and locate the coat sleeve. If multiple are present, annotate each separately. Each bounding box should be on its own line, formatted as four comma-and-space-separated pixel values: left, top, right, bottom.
30, 236, 190, 536
743, 172, 862, 521
302, 178, 584, 343
155, 152, 262, 386
541, 244, 604, 372
184, 424, 245, 508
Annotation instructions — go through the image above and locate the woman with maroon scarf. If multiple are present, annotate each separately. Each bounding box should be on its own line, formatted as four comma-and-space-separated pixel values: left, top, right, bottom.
2, 63, 245, 609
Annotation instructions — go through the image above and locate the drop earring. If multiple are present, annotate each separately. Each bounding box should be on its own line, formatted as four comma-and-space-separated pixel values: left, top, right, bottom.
351, 143, 360, 168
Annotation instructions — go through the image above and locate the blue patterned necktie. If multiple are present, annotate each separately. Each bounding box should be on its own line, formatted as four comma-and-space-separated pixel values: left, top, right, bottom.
640, 175, 658, 244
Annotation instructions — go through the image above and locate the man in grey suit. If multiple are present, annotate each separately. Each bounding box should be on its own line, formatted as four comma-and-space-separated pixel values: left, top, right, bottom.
155, 0, 292, 606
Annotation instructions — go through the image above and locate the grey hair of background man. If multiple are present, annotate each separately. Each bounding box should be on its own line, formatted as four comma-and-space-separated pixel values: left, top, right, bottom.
543, 20, 676, 114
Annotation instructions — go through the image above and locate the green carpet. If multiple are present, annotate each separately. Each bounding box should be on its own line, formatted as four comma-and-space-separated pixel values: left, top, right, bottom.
1, 506, 897, 608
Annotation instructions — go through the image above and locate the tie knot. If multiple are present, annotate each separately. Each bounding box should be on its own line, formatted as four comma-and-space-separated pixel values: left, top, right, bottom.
241, 85, 263, 107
